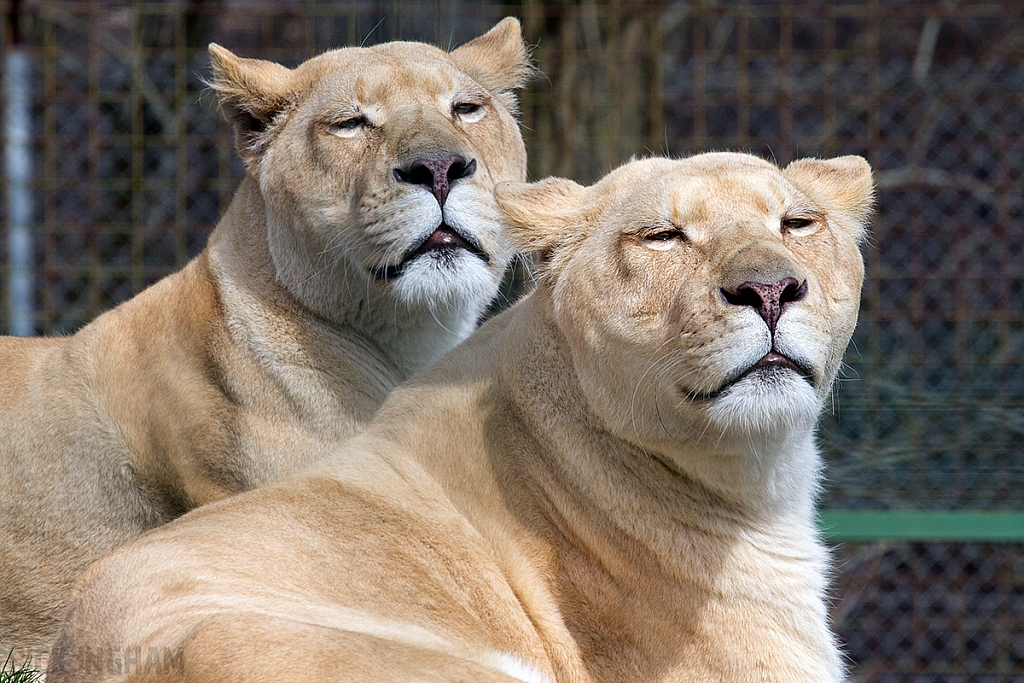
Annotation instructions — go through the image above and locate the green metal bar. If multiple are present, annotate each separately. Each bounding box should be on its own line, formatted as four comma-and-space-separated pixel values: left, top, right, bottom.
818, 511, 1024, 542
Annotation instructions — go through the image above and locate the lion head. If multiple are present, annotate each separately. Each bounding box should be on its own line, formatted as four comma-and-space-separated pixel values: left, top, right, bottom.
208, 19, 533, 342
497, 152, 873, 500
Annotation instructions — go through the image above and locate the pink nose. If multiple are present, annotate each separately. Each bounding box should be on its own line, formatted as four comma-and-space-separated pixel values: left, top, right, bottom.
721, 277, 807, 332
393, 155, 477, 206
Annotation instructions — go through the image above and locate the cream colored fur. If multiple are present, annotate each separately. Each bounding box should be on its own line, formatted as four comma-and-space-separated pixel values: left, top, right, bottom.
47, 152, 872, 683
1, 18, 532, 665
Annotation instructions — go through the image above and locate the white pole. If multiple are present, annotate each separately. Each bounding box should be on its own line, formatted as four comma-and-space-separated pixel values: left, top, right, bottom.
4, 47, 34, 336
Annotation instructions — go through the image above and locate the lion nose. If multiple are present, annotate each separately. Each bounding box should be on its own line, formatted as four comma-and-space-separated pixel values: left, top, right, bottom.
721, 277, 807, 333
393, 155, 477, 207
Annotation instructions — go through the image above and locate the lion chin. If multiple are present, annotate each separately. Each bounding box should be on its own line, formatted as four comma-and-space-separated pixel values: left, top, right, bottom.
375, 215, 502, 312
47, 152, 873, 683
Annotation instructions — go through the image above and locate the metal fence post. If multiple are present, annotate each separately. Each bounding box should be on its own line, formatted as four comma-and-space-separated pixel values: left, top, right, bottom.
3, 23, 35, 336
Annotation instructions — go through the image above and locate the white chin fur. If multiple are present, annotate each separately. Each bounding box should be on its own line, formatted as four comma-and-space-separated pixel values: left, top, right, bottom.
706, 370, 822, 434
391, 250, 500, 313
383, 184, 510, 314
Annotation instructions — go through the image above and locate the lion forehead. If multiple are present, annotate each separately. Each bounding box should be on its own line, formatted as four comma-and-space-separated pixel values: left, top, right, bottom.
677, 178, 799, 232
592, 157, 802, 228
298, 57, 465, 111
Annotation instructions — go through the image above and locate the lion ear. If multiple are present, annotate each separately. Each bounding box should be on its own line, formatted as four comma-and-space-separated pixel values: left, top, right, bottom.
496, 177, 592, 262
449, 18, 536, 115
207, 44, 295, 167
784, 156, 875, 242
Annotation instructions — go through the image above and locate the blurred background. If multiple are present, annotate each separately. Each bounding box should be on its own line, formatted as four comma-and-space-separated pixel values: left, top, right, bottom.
1, 0, 1022, 679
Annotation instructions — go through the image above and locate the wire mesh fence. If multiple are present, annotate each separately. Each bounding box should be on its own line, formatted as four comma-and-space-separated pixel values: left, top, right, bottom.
834, 542, 1024, 682
1, 0, 1022, 679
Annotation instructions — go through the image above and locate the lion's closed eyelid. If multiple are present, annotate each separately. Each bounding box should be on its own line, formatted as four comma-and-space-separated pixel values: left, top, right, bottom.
632, 225, 689, 251
636, 225, 688, 240
321, 113, 372, 138
780, 213, 823, 236
452, 100, 488, 122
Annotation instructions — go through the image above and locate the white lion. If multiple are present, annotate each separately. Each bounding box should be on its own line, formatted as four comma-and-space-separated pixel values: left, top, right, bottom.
1, 18, 532, 664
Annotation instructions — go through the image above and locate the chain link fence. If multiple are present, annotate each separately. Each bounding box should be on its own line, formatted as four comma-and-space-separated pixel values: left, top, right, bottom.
2, 1, 1022, 679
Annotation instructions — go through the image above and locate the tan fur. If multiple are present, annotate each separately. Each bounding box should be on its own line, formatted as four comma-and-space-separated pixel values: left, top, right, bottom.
47, 152, 872, 683
1, 18, 532, 664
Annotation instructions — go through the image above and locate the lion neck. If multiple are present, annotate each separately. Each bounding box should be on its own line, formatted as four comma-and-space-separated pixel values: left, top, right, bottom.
492, 291, 838, 681
501, 288, 824, 525
206, 176, 477, 381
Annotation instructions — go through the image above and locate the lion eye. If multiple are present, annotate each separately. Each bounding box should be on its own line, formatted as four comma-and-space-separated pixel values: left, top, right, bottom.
453, 102, 486, 122
325, 116, 368, 137
639, 228, 686, 250
781, 216, 818, 235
